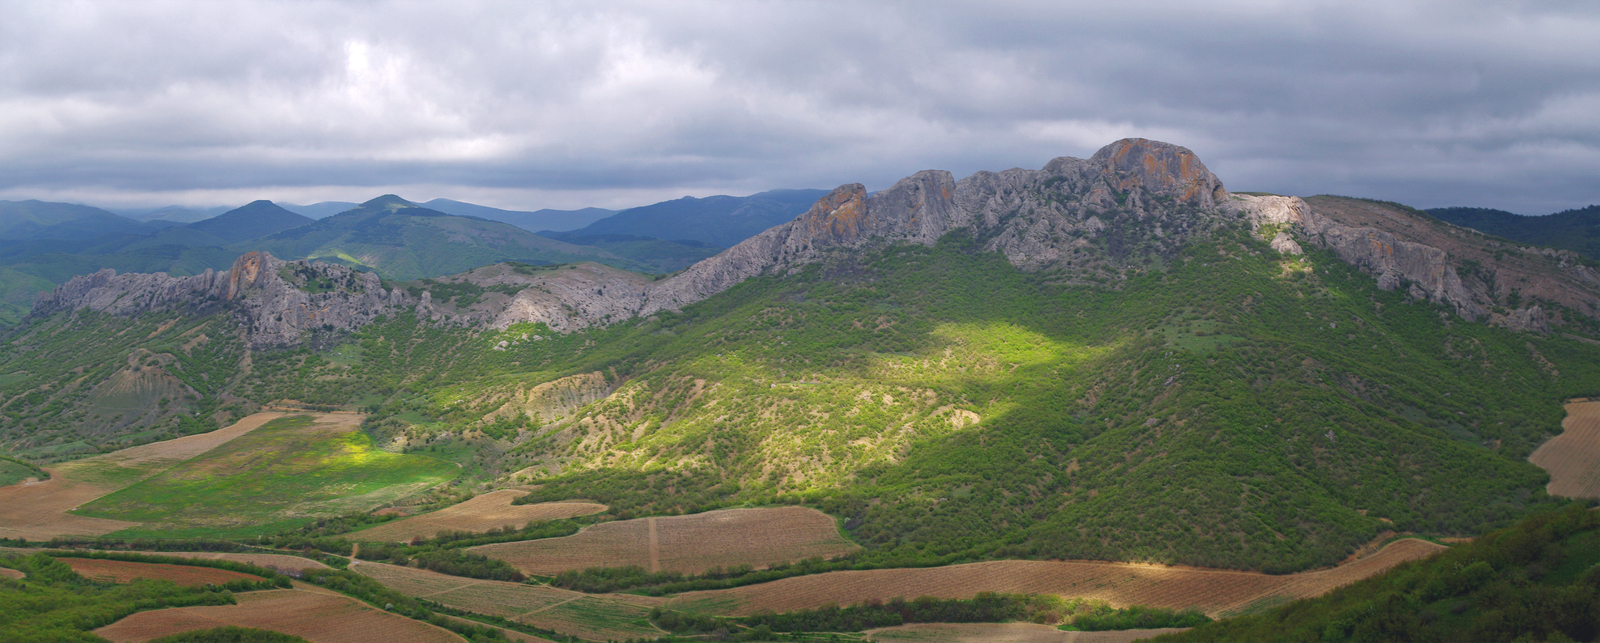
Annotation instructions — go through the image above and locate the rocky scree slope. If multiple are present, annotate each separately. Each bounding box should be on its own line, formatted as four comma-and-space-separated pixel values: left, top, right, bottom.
29, 139, 1599, 342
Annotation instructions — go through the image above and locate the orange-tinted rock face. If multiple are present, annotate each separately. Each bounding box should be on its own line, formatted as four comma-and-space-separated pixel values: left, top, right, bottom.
800, 184, 869, 245
226, 251, 267, 299
1093, 138, 1222, 207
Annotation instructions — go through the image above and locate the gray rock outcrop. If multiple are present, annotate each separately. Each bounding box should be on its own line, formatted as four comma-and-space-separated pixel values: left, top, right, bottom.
33, 251, 413, 346
33, 138, 1594, 341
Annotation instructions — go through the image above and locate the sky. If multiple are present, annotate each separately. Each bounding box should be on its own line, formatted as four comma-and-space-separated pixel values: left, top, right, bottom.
1, 1, 1597, 215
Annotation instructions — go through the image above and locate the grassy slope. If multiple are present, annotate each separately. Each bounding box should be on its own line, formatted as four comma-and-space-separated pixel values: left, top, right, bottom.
6, 221, 1600, 573
254, 223, 1600, 573
0, 312, 245, 461
1157, 503, 1600, 642
72, 415, 458, 538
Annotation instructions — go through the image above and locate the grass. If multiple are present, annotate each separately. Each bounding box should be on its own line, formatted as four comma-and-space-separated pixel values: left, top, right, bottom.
72, 415, 458, 538
0, 459, 38, 485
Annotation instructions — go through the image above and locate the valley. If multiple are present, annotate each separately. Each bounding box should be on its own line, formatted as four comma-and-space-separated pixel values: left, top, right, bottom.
4, 139, 1600, 641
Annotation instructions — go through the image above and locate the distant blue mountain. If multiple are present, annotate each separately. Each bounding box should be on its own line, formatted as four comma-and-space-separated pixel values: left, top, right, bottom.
279, 201, 360, 219
545, 189, 828, 248
422, 199, 613, 233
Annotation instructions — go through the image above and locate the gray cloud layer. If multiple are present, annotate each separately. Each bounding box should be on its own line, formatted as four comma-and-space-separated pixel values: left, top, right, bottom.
2, 0, 1597, 213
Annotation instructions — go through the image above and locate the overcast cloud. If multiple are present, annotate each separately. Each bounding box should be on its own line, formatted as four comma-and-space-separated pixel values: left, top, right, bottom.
1, 0, 1596, 214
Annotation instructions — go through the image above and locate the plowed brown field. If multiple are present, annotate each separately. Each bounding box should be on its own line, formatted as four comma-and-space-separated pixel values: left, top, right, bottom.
0, 412, 283, 540
470, 506, 858, 574
352, 561, 664, 641
62, 558, 263, 585
93, 588, 463, 643
345, 491, 605, 542
161, 552, 330, 575
866, 623, 1188, 642
0, 567, 23, 580
1530, 400, 1600, 498
667, 538, 1445, 618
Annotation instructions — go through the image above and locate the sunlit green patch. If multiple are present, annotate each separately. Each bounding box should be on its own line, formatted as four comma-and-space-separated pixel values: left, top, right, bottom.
75, 415, 457, 538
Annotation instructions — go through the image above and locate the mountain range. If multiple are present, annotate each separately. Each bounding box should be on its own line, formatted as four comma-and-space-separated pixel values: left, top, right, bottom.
0, 189, 837, 326
11, 138, 1600, 570
5, 139, 1600, 639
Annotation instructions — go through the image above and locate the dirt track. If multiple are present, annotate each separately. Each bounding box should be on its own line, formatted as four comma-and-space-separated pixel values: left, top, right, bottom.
1529, 400, 1600, 498
0, 412, 284, 540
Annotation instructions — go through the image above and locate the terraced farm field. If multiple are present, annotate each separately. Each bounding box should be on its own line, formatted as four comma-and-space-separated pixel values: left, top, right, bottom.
60, 558, 263, 585
470, 506, 858, 574
71, 414, 458, 538
0, 412, 284, 540
666, 539, 1446, 618
161, 552, 330, 575
353, 561, 664, 641
344, 490, 605, 542
865, 623, 1189, 642
1529, 400, 1600, 498
92, 587, 464, 643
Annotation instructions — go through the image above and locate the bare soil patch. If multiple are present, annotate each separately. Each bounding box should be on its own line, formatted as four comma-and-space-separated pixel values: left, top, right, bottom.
93, 588, 463, 643
471, 506, 858, 575
62, 558, 263, 585
352, 561, 663, 641
0, 567, 23, 579
1529, 400, 1600, 498
669, 539, 1444, 618
345, 491, 604, 542
0, 412, 283, 540
161, 552, 330, 575
866, 623, 1187, 643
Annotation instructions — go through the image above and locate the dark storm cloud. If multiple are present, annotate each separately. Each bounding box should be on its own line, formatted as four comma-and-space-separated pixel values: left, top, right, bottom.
1, 0, 1596, 213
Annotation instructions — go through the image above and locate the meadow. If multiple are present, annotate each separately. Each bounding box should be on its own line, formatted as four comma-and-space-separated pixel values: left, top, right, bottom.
72, 414, 458, 538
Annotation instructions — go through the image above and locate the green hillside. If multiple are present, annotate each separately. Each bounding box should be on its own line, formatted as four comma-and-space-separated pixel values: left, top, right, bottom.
1430, 205, 1600, 262
4, 214, 1599, 575
245, 195, 654, 279
1159, 503, 1600, 642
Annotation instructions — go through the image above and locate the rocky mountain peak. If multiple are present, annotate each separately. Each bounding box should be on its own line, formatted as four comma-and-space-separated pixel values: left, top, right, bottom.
1086, 138, 1227, 208
31, 138, 1599, 342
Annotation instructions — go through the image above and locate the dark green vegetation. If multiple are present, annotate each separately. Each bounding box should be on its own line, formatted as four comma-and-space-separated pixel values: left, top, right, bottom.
1431, 204, 1600, 262
494, 227, 1598, 572
0, 312, 247, 460
648, 594, 1209, 636
146, 627, 310, 643
9, 220, 1600, 575
1070, 604, 1212, 631
546, 188, 827, 248
70, 415, 458, 538
0, 452, 47, 485
0, 551, 286, 643
1157, 504, 1600, 642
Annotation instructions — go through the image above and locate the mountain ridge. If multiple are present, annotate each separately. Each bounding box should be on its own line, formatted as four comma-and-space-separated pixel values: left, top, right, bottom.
30, 139, 1600, 345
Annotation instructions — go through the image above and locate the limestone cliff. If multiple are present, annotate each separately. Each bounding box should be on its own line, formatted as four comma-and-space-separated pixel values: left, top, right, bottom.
32, 251, 412, 346
643, 138, 1233, 314
1226, 194, 1600, 333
